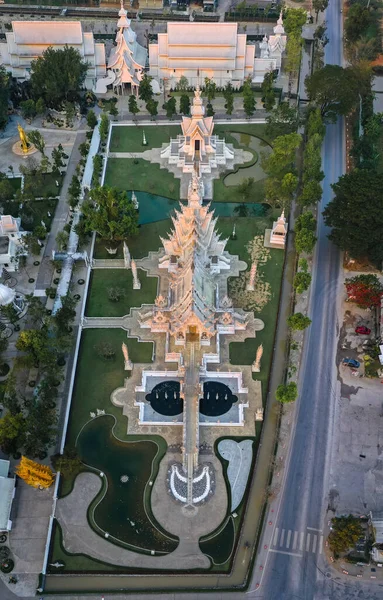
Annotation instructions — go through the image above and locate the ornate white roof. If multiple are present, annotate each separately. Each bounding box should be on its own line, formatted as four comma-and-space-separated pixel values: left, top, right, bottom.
181, 87, 214, 139
0, 284, 15, 306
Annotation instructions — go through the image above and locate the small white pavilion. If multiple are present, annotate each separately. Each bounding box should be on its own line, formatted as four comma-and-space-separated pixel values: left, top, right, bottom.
253, 12, 287, 84
264, 210, 288, 249
103, 1, 147, 95
160, 86, 234, 174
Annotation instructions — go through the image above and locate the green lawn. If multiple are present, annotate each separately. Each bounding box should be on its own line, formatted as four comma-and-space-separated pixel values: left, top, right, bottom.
217, 217, 284, 404
86, 269, 158, 317
25, 172, 64, 197
110, 125, 181, 153
94, 219, 172, 260
66, 328, 153, 448
104, 158, 180, 201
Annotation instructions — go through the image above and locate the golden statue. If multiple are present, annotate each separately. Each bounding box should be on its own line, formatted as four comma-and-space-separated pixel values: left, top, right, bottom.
16, 456, 55, 489
17, 123, 29, 153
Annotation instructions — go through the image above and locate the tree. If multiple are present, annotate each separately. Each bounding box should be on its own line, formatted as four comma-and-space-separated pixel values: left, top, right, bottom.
0, 65, 9, 130
206, 102, 215, 117
223, 82, 234, 116
0, 178, 13, 202
109, 103, 118, 119
95, 341, 115, 360
99, 113, 109, 143
175, 75, 189, 92
262, 133, 301, 179
128, 94, 139, 120
266, 102, 299, 138
25, 294, 48, 326
68, 175, 81, 209
261, 71, 276, 112
0, 303, 19, 326
30, 46, 87, 108
323, 169, 383, 266
243, 89, 255, 118
284, 7, 307, 35
163, 97, 177, 120
276, 382, 298, 404
51, 448, 82, 477
345, 274, 383, 309
179, 94, 190, 116
22, 233, 41, 256
107, 287, 126, 302
295, 211, 317, 232
20, 99, 36, 121
0, 412, 26, 454
86, 109, 98, 129
35, 97, 46, 116
305, 65, 360, 121
27, 130, 45, 155
204, 77, 216, 102
81, 186, 139, 242
285, 34, 302, 81
287, 313, 312, 330
312, 0, 329, 21
294, 271, 312, 294
344, 4, 371, 44
295, 229, 317, 254
138, 73, 153, 103
16, 329, 52, 367
328, 515, 363, 555
51, 145, 65, 174
146, 98, 158, 119
54, 294, 77, 334
298, 180, 323, 206
237, 177, 255, 202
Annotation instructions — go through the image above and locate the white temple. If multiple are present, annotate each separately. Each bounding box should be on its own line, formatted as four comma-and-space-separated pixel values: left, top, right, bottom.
253, 12, 287, 83
0, 21, 106, 90
96, 1, 147, 95
149, 22, 255, 90
160, 86, 234, 174
0, 216, 27, 272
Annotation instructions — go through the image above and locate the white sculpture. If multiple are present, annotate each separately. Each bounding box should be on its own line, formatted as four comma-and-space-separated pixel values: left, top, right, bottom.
252, 344, 263, 373
255, 407, 264, 421
122, 342, 133, 370
131, 191, 139, 210
142, 130, 147, 146
123, 242, 131, 268
131, 258, 141, 289
246, 262, 257, 291
96, 409, 105, 416
269, 210, 288, 249
90, 412, 96, 418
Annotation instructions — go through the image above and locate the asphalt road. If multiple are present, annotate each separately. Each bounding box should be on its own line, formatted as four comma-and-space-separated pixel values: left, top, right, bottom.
249, 1, 383, 599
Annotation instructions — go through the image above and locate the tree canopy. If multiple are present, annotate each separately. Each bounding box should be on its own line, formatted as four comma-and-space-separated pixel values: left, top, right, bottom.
276, 382, 298, 403
305, 65, 360, 121
0, 65, 9, 130
345, 274, 383, 308
328, 515, 363, 555
323, 169, 383, 266
30, 46, 87, 108
82, 186, 139, 242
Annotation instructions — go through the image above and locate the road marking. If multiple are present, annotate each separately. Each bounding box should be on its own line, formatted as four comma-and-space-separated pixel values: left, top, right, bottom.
307, 526, 322, 532
299, 532, 304, 551
306, 533, 311, 552
292, 531, 298, 550
269, 549, 302, 558
280, 529, 285, 547
273, 527, 279, 547
319, 535, 323, 554
312, 534, 317, 553
286, 530, 292, 549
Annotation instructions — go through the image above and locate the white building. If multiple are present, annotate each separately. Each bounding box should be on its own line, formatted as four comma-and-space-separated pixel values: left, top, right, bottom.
0, 460, 16, 533
0, 20, 106, 90
253, 12, 287, 83
0, 215, 27, 272
149, 22, 255, 90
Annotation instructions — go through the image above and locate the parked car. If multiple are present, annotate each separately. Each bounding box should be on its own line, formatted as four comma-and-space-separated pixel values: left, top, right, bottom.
355, 326, 371, 335
342, 358, 361, 368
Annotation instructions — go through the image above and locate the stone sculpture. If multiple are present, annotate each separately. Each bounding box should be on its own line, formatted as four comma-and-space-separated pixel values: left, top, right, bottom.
252, 344, 263, 373
131, 258, 141, 289
122, 342, 133, 370
246, 262, 257, 291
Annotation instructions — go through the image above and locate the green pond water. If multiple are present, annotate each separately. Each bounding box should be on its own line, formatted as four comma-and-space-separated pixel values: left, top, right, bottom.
199, 517, 235, 565
77, 416, 178, 554
223, 133, 272, 187
136, 192, 268, 225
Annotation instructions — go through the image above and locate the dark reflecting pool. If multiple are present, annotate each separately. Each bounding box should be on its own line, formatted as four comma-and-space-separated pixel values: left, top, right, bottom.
77, 416, 178, 553
199, 382, 238, 417
146, 381, 183, 416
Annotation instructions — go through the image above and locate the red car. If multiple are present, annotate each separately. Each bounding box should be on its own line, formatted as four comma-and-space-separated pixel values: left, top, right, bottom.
355, 326, 371, 335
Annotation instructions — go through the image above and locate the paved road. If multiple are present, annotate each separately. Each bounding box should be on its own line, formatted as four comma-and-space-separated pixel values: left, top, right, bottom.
249, 1, 383, 599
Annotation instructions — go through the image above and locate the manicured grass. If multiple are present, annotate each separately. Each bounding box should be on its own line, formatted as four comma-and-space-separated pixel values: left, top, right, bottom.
110, 125, 181, 153
104, 158, 180, 201
85, 268, 158, 317
25, 172, 64, 197
65, 329, 153, 448
217, 217, 284, 404
214, 123, 273, 146
94, 219, 172, 260
8, 177, 22, 194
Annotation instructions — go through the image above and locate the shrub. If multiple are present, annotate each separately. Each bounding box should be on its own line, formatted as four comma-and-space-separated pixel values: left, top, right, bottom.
328, 515, 363, 555
276, 382, 298, 403
287, 313, 312, 330
293, 271, 312, 294
295, 229, 317, 254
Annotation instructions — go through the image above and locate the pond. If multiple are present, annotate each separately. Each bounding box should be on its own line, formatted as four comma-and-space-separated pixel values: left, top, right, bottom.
135, 191, 268, 225
223, 133, 272, 187
199, 517, 235, 565
199, 382, 238, 417
77, 416, 178, 554
146, 381, 183, 416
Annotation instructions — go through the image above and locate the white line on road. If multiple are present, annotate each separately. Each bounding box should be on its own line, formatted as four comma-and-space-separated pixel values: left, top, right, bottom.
273, 527, 279, 547
312, 534, 317, 553
280, 529, 285, 547
307, 526, 322, 532
299, 532, 304, 551
319, 535, 323, 554
293, 531, 298, 550
269, 549, 302, 558
286, 530, 292, 549
306, 533, 311, 552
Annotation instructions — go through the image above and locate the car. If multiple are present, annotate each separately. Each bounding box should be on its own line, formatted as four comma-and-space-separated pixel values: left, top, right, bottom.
355, 326, 371, 335
343, 358, 360, 368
